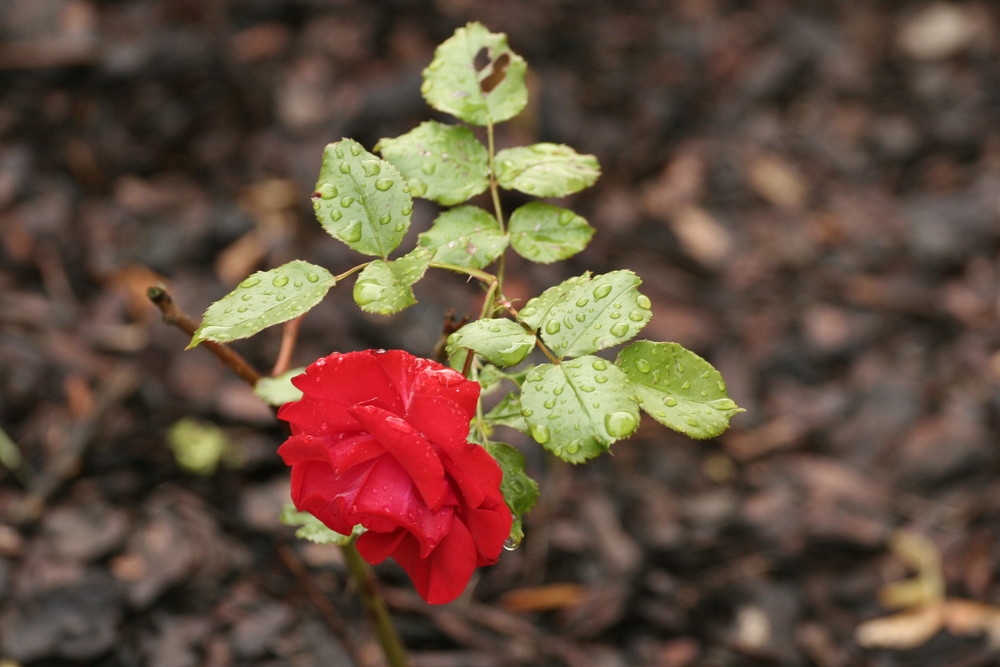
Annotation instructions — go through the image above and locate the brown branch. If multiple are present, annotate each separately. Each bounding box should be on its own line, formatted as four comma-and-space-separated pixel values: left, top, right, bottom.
147, 284, 261, 387
271, 316, 303, 377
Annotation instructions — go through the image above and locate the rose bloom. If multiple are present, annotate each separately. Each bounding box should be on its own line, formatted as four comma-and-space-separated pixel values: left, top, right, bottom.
277, 349, 512, 604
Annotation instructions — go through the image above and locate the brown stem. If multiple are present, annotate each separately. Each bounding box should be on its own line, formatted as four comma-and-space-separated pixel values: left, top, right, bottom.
147, 285, 261, 386
271, 315, 303, 376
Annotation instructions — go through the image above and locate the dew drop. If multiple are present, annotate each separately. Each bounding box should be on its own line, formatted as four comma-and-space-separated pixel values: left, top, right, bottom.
579, 385, 595, 393
520, 307, 537, 318
306, 273, 320, 283
663, 396, 678, 407
680, 380, 691, 390
717, 381, 727, 392
553, 386, 564, 396
699, 390, 709, 397
239, 276, 261, 288
241, 293, 252, 302
593, 284, 613, 300
651, 370, 661, 384
380, 213, 392, 225
605, 411, 637, 438
565, 440, 581, 454
275, 294, 286, 301
363, 160, 381, 176
543, 399, 555, 409
224, 307, 232, 313
610, 322, 630, 337
636, 294, 652, 310
375, 178, 394, 191
628, 310, 646, 322
575, 297, 589, 308
237, 305, 248, 313
420, 79, 433, 94
684, 417, 700, 428
339, 162, 351, 174
575, 312, 587, 322
503, 536, 519, 551
354, 282, 383, 305
595, 375, 608, 384
334, 146, 345, 159
340, 196, 355, 208
421, 162, 437, 175
344, 220, 363, 242
349, 142, 362, 156
294, 281, 303, 287
530, 424, 550, 444
592, 359, 608, 371
272, 275, 289, 287
316, 183, 337, 199
558, 210, 576, 226
330, 209, 343, 222
394, 222, 406, 232
401, 203, 413, 216
544, 320, 561, 335
635, 359, 651, 373
609, 312, 622, 320
522, 408, 534, 417
700, 370, 712, 379
428, 58, 445, 71
407, 178, 427, 197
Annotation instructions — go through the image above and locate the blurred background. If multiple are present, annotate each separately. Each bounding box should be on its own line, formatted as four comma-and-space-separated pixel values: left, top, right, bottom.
1, 1, 999, 665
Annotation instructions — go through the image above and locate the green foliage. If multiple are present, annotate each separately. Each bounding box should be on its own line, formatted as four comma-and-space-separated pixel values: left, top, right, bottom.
418, 206, 508, 269
495, 143, 601, 197
254, 367, 305, 406
313, 139, 412, 258
353, 247, 433, 315
185, 21, 743, 555
520, 270, 651, 359
520, 356, 639, 463
421, 22, 528, 126
482, 441, 539, 548
446, 318, 535, 367
281, 504, 363, 545
617, 341, 744, 439
190, 261, 335, 347
167, 418, 239, 475
508, 202, 594, 263
376, 121, 489, 205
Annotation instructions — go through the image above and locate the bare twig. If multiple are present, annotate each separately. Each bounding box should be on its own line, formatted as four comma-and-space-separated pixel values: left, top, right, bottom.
271, 316, 303, 377
147, 285, 261, 387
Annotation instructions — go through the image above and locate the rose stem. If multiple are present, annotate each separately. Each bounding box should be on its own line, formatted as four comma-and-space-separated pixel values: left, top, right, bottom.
147, 283, 411, 667
271, 315, 303, 376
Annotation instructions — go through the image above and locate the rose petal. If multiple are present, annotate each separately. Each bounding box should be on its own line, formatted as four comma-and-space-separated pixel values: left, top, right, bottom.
390, 519, 478, 604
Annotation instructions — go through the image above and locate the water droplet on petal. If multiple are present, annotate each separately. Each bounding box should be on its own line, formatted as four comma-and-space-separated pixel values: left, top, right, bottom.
604, 411, 637, 438
530, 424, 550, 444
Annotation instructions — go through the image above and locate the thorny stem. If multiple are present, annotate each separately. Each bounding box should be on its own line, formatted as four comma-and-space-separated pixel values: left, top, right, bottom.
147, 283, 411, 667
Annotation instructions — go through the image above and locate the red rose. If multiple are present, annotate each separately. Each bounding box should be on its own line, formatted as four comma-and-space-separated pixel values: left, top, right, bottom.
277, 349, 512, 604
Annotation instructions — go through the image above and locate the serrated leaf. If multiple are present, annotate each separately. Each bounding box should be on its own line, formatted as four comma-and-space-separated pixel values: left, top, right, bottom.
280, 504, 363, 545
254, 367, 305, 406
520, 357, 639, 463
495, 143, 601, 197
483, 441, 538, 548
353, 247, 432, 315
447, 318, 535, 367
418, 205, 508, 269
517, 272, 592, 331
376, 121, 489, 205
521, 270, 652, 359
484, 391, 528, 434
508, 202, 594, 264
312, 139, 412, 258
190, 261, 335, 347
421, 22, 527, 126
616, 341, 743, 439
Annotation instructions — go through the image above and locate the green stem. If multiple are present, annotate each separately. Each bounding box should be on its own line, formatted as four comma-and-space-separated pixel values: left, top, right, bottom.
342, 541, 411, 667
335, 262, 372, 283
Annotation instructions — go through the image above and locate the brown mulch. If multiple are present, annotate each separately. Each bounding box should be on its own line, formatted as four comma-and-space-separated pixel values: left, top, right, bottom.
2, 1, 1000, 665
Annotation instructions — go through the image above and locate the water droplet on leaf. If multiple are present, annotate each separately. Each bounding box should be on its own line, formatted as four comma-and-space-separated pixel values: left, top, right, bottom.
240, 276, 261, 288
610, 322, 630, 337
544, 320, 561, 335
636, 295, 652, 310
593, 284, 613, 300
317, 183, 337, 199
635, 359, 651, 373
605, 411, 637, 438
375, 178, 394, 191
663, 397, 678, 407
330, 209, 343, 222
344, 220, 363, 242
306, 273, 320, 283
340, 196, 355, 208
272, 275, 289, 287
592, 359, 608, 371
628, 310, 645, 322
530, 424, 550, 444
543, 399, 555, 409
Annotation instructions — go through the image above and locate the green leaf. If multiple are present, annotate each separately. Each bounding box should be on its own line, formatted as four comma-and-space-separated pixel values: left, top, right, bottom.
517, 272, 592, 332
418, 205, 508, 269
447, 318, 535, 367
520, 357, 639, 463
421, 22, 528, 126
616, 341, 744, 439
312, 139, 412, 258
376, 121, 489, 205
353, 246, 433, 315
189, 261, 335, 347
495, 143, 601, 197
522, 270, 652, 359
484, 390, 528, 434
508, 202, 594, 264
167, 418, 234, 476
483, 441, 538, 549
254, 367, 305, 406
280, 504, 363, 545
